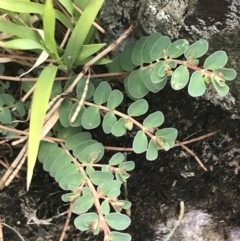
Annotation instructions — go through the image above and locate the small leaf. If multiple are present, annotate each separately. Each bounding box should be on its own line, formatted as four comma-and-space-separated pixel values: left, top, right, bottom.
43, 148, 65, 172
74, 212, 98, 231
141, 69, 159, 93
114, 200, 132, 210
69, 104, 85, 127
105, 213, 131, 231
38, 141, 58, 162
212, 76, 229, 97
86, 165, 95, 176
120, 42, 137, 71
213, 68, 237, 81
61, 193, 78, 203
108, 55, 124, 73
89, 171, 114, 185
109, 152, 125, 165
184, 39, 209, 59
150, 36, 171, 60
93, 81, 112, 105
142, 32, 162, 63
126, 70, 149, 99
132, 36, 148, 66
151, 61, 166, 83
55, 163, 78, 182
98, 180, 122, 195
107, 187, 121, 198
58, 126, 82, 139
0, 93, 15, 105
76, 78, 95, 100
101, 200, 110, 215
167, 39, 189, 58
127, 99, 148, 117
109, 232, 131, 241
0, 107, 11, 124
119, 161, 135, 171
107, 89, 124, 109
72, 194, 94, 214
171, 65, 189, 90
143, 111, 164, 128
82, 106, 101, 129
111, 118, 127, 137
155, 128, 178, 148
203, 51, 228, 70
65, 132, 92, 150
59, 173, 84, 190
188, 71, 206, 97
59, 100, 72, 127
78, 142, 104, 163
133, 130, 148, 154
73, 140, 97, 157
102, 112, 117, 134
146, 139, 158, 161
49, 154, 72, 177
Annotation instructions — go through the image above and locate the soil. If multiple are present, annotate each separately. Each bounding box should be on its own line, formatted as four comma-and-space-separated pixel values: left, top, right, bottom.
1, 84, 240, 241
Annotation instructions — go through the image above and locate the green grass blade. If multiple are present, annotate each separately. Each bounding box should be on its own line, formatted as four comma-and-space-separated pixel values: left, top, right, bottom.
58, 0, 73, 16
27, 64, 58, 190
19, 0, 30, 26
1, 0, 73, 29
0, 20, 41, 41
43, 0, 60, 60
63, 0, 105, 70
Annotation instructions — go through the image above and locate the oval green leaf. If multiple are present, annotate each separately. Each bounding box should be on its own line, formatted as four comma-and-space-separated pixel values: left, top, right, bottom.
93, 81, 112, 105
184, 39, 209, 59
203, 50, 228, 70
171, 65, 190, 90
167, 39, 189, 58
107, 89, 124, 109
82, 106, 101, 129
143, 111, 164, 128
188, 71, 206, 97
105, 213, 131, 231
89, 171, 114, 185
132, 130, 148, 154
111, 118, 127, 137
102, 112, 117, 134
120, 42, 137, 71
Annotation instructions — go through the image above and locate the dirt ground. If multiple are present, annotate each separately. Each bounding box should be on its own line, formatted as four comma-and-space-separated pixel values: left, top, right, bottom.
1, 84, 240, 241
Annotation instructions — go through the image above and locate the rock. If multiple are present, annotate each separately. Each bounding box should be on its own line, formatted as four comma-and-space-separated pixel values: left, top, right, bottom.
99, 0, 240, 117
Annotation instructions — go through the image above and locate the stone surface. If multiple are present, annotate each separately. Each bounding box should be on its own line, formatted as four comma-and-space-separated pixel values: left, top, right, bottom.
100, 0, 240, 117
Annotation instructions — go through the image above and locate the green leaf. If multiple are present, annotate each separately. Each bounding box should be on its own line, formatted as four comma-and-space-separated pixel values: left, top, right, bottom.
105, 213, 131, 231
150, 36, 171, 60
155, 128, 178, 149
111, 118, 127, 137
184, 39, 208, 59
59, 173, 84, 190
28, 64, 58, 190
38, 141, 58, 162
82, 106, 101, 129
101, 200, 110, 215
1, 0, 73, 29
78, 142, 104, 163
55, 163, 78, 182
58, 0, 73, 15
109, 232, 131, 241
62, 0, 105, 70
143, 111, 164, 128
74, 212, 98, 231
93, 81, 112, 105
0, 107, 11, 124
108, 55, 124, 73
188, 71, 206, 97
69, 104, 85, 127
120, 42, 137, 71
125, 70, 149, 99
89, 171, 114, 185
72, 194, 94, 214
146, 139, 158, 161
0, 93, 15, 105
119, 161, 135, 171
133, 130, 148, 154
107, 90, 124, 109
127, 99, 148, 117
86, 165, 95, 176
107, 187, 121, 198
58, 126, 82, 139
102, 112, 117, 134
109, 153, 125, 165
76, 78, 95, 100
213, 68, 237, 81
203, 51, 228, 70
61, 193, 78, 203
114, 200, 132, 210
65, 132, 92, 150
98, 180, 122, 195
142, 32, 162, 63
151, 61, 166, 83
76, 43, 106, 62
141, 69, 159, 93
212, 76, 229, 97
0, 39, 46, 51
132, 36, 148, 66
59, 100, 72, 127
43, 0, 59, 59
167, 39, 189, 58
49, 154, 72, 177
0, 20, 41, 42
171, 65, 190, 90
43, 148, 65, 172
73, 139, 97, 157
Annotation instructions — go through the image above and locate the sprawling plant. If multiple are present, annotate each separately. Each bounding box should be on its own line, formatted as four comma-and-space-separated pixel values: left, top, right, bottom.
0, 0, 237, 241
